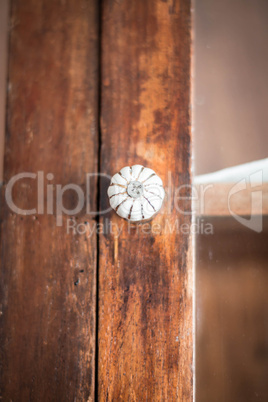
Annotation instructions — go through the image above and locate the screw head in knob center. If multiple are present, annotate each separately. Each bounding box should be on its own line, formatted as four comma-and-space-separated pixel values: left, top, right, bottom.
127, 181, 144, 199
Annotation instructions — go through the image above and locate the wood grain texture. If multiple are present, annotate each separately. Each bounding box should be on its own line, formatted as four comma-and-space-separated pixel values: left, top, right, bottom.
99, 0, 193, 400
0, 0, 9, 182
0, 0, 98, 400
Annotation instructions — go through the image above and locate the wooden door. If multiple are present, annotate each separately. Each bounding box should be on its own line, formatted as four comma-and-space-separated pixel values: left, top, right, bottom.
0, 0, 193, 400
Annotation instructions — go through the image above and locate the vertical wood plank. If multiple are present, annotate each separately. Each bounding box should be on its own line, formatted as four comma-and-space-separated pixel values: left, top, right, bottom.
0, 0, 99, 400
0, 0, 9, 182
99, 0, 193, 400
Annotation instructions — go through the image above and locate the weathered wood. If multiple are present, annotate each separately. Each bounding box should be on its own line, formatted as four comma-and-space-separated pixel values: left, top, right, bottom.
0, 0, 98, 400
0, 0, 9, 182
99, 0, 193, 400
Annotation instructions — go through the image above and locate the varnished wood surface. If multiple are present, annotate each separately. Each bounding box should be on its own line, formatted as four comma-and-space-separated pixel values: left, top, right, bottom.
0, 0, 99, 400
99, 0, 193, 400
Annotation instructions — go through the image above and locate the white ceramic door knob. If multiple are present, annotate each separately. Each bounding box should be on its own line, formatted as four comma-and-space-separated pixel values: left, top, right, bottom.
108, 165, 165, 222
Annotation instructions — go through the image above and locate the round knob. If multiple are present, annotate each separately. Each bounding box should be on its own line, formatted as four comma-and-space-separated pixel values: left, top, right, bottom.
107, 165, 165, 222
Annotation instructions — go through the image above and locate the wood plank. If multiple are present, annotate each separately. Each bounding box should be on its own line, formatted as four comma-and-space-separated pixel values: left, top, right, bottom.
0, 0, 99, 400
99, 0, 193, 400
0, 0, 9, 182
194, 183, 268, 217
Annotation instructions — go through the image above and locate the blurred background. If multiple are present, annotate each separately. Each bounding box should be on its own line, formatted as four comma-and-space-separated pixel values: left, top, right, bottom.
195, 0, 268, 401
0, 0, 268, 400
195, 0, 268, 175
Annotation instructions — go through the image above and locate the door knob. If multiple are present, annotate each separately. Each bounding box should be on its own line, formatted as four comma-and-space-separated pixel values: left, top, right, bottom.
108, 165, 165, 222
